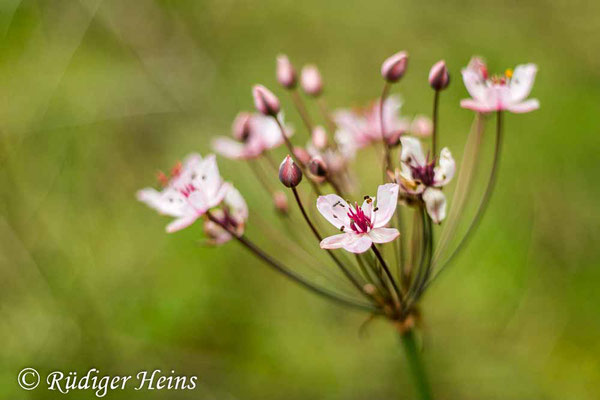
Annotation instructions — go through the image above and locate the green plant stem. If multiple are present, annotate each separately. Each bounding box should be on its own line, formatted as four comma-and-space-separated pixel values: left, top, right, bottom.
431, 90, 440, 155
400, 329, 433, 400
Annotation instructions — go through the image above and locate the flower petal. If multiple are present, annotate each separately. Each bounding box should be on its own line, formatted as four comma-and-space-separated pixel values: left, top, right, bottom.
509, 63, 537, 103
373, 183, 399, 228
506, 99, 540, 114
320, 233, 349, 249
400, 136, 426, 167
225, 185, 248, 222
434, 147, 455, 187
166, 214, 199, 233
341, 234, 373, 254
137, 187, 188, 217
460, 98, 493, 113
212, 137, 248, 159
368, 227, 400, 243
423, 187, 447, 224
462, 67, 487, 102
317, 194, 351, 230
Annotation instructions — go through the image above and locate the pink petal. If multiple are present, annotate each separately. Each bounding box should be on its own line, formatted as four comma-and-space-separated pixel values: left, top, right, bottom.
373, 183, 399, 228
462, 68, 487, 102
509, 63, 537, 102
506, 99, 540, 114
317, 194, 351, 229
460, 98, 492, 113
368, 227, 400, 243
341, 234, 373, 254
212, 137, 247, 159
320, 233, 349, 249
166, 215, 199, 233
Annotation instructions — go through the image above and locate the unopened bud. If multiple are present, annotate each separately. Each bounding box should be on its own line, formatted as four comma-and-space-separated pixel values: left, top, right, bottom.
252, 84, 280, 116
311, 126, 328, 149
279, 155, 303, 187
232, 112, 252, 141
300, 65, 323, 96
308, 156, 328, 182
292, 146, 311, 166
276, 54, 297, 89
273, 190, 289, 214
381, 51, 408, 82
429, 60, 450, 91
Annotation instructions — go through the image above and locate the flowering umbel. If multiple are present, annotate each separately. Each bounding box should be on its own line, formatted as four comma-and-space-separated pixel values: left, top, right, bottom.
137, 51, 540, 398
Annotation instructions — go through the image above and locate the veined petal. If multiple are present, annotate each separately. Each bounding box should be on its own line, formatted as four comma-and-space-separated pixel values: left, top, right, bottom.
317, 194, 351, 229
423, 187, 447, 224
506, 99, 540, 114
400, 136, 426, 166
434, 147, 455, 187
320, 233, 349, 249
368, 227, 400, 243
341, 234, 373, 254
166, 214, 199, 233
361, 197, 374, 221
509, 63, 537, 103
373, 183, 399, 228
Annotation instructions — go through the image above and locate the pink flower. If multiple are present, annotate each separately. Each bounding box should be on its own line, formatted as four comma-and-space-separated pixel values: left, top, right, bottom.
317, 184, 400, 253
395, 137, 455, 223
202, 186, 248, 245
333, 95, 409, 149
460, 57, 539, 113
212, 113, 293, 160
409, 115, 433, 138
137, 154, 232, 233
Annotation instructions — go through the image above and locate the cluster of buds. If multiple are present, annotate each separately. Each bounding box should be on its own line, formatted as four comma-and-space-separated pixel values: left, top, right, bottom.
138, 52, 539, 331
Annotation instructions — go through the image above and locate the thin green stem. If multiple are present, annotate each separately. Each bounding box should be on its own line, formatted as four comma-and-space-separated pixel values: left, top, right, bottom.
431, 90, 440, 155
400, 329, 433, 400
290, 90, 314, 135
371, 243, 403, 308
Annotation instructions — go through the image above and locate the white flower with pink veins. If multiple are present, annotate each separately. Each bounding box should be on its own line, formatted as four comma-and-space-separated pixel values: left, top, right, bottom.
212, 113, 293, 160
317, 183, 400, 254
460, 57, 539, 114
137, 153, 233, 233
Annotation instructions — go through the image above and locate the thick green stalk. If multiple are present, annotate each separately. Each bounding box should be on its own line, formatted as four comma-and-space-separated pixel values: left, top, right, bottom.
400, 329, 433, 400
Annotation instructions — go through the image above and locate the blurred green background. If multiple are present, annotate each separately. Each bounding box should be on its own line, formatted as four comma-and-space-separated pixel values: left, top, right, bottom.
1, 0, 599, 399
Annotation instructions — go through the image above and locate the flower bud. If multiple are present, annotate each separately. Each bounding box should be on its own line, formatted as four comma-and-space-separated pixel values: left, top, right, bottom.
279, 155, 303, 187
292, 146, 311, 166
429, 60, 450, 90
273, 190, 289, 214
410, 115, 433, 138
381, 51, 408, 82
252, 84, 280, 116
300, 65, 323, 96
308, 156, 328, 182
276, 54, 297, 89
311, 125, 328, 150
232, 112, 252, 141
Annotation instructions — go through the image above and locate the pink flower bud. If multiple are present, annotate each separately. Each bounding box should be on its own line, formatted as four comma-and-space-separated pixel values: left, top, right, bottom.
381, 51, 408, 82
279, 155, 303, 187
292, 146, 311, 166
232, 112, 252, 141
273, 190, 289, 214
429, 60, 450, 91
300, 65, 323, 96
252, 84, 280, 116
308, 156, 328, 182
311, 126, 328, 149
276, 54, 297, 89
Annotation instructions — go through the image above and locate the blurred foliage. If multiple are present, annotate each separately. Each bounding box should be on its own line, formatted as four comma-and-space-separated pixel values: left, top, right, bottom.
1, 0, 599, 399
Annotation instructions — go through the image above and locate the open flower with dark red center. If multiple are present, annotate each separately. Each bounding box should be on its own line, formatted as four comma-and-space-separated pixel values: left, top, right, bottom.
212, 113, 293, 160
333, 95, 410, 149
316, 183, 400, 253
393, 136, 455, 223
460, 57, 539, 113
137, 153, 233, 233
